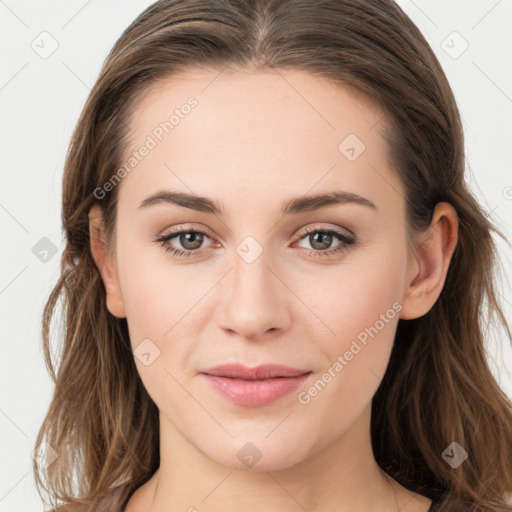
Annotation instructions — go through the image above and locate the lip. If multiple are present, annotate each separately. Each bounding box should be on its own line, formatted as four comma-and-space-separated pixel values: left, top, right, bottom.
199, 364, 312, 407
201, 363, 311, 379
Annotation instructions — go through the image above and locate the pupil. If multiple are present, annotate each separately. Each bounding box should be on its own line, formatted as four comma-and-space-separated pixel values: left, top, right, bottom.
312, 232, 331, 250
181, 232, 203, 250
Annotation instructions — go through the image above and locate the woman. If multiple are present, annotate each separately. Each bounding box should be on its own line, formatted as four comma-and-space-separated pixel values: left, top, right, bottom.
34, 0, 512, 511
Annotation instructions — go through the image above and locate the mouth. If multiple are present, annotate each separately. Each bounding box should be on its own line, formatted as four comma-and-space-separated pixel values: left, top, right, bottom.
199, 363, 313, 407
200, 363, 311, 380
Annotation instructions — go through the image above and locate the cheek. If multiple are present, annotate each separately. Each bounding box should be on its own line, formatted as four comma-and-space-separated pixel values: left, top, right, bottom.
298, 240, 407, 341
115, 242, 210, 383
295, 258, 402, 431
115, 254, 197, 408
116, 239, 197, 334
293, 240, 406, 404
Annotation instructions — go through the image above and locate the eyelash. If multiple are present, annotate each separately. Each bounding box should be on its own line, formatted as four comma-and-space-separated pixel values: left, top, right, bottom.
154, 224, 356, 259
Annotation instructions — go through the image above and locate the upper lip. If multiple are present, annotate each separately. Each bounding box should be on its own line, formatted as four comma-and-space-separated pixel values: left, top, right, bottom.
200, 363, 311, 380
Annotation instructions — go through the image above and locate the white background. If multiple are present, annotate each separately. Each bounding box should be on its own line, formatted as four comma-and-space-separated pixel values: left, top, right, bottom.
0, 1, 511, 510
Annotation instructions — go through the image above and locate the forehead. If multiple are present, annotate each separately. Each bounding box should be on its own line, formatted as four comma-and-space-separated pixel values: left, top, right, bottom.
117, 66, 400, 213
127, 66, 386, 143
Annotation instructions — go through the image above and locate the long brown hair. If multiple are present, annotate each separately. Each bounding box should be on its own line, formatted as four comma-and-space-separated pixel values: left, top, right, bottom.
34, 1, 512, 510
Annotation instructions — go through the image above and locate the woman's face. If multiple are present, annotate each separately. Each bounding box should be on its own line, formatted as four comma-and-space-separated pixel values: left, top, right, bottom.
102, 67, 418, 470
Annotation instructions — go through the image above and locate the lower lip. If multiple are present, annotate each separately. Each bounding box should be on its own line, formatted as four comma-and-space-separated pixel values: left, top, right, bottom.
200, 373, 312, 407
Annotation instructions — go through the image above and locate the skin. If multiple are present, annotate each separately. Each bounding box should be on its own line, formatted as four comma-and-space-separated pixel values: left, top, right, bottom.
89, 66, 458, 512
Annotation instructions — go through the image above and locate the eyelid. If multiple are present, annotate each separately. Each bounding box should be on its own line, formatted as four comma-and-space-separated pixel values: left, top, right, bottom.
154, 224, 220, 257
296, 223, 354, 239
158, 222, 354, 244
158, 223, 217, 240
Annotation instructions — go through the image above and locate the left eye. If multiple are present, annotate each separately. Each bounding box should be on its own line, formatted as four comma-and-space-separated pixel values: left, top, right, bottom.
293, 226, 356, 257
154, 225, 356, 258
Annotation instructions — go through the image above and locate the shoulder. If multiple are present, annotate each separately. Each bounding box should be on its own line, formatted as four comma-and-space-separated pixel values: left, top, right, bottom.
48, 482, 134, 512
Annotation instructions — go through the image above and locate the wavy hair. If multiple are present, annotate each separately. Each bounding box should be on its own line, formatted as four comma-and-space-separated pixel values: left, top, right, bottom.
34, 1, 512, 511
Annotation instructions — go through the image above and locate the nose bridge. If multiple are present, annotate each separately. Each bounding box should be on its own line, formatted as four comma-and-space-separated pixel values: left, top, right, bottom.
233, 245, 273, 301
215, 239, 290, 339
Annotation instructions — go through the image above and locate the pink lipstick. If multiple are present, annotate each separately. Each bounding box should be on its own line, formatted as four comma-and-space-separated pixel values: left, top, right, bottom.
199, 363, 312, 407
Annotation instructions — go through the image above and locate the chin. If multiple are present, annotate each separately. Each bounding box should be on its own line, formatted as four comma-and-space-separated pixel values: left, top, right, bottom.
198, 434, 311, 472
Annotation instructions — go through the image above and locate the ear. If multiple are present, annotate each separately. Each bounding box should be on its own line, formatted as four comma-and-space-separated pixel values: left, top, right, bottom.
400, 202, 458, 320
88, 203, 126, 319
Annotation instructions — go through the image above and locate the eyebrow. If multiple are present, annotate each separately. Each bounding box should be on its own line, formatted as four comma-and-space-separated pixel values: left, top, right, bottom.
138, 189, 377, 215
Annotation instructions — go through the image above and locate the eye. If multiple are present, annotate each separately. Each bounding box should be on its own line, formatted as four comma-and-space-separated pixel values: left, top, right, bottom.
154, 225, 216, 258
154, 224, 357, 259
293, 225, 356, 258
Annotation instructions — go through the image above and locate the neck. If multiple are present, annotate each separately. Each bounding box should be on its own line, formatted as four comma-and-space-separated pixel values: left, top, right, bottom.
147, 403, 402, 512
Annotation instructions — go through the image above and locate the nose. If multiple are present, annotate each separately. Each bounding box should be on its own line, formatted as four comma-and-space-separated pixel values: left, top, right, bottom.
214, 249, 292, 341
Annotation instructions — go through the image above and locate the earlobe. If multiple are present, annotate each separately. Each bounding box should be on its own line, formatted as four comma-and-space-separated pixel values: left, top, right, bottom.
88, 204, 127, 319
400, 202, 458, 320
